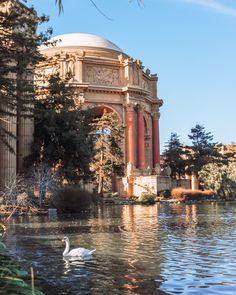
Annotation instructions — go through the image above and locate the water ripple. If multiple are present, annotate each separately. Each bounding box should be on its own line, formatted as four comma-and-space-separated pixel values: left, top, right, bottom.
3, 203, 236, 294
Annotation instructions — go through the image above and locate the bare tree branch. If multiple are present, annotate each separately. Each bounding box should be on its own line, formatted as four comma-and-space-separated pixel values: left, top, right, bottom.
89, 0, 113, 21
55, 0, 64, 14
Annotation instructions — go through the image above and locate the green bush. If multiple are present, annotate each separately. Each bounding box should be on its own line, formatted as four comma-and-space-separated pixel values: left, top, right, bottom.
139, 193, 156, 205
51, 186, 97, 213
199, 162, 236, 199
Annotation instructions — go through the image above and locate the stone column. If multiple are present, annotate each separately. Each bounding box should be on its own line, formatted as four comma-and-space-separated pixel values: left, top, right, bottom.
17, 116, 34, 172
0, 115, 17, 189
191, 174, 199, 190
152, 111, 160, 167
126, 104, 135, 166
137, 105, 145, 169
124, 58, 133, 86
75, 58, 83, 83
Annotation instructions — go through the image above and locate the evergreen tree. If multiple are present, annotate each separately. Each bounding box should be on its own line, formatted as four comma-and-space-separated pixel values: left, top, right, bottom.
186, 124, 219, 175
90, 111, 124, 194
0, 0, 51, 152
162, 132, 186, 179
31, 74, 94, 185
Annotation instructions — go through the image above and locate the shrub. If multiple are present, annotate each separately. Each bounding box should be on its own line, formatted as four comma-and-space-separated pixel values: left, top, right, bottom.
157, 189, 171, 199
51, 186, 97, 213
199, 162, 236, 199
171, 187, 214, 201
108, 192, 119, 198
139, 193, 156, 205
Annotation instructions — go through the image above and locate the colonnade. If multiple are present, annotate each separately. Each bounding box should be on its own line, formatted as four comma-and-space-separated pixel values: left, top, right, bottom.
126, 103, 160, 170
0, 115, 33, 189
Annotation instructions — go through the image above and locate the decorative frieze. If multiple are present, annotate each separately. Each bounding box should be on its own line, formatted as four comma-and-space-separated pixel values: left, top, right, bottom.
85, 65, 119, 86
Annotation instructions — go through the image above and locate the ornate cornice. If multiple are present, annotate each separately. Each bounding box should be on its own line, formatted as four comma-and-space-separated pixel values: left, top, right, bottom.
122, 86, 151, 96
87, 85, 123, 94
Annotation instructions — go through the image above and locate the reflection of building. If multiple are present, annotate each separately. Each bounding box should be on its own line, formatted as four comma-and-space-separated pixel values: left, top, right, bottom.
38, 33, 164, 196
0, 0, 34, 188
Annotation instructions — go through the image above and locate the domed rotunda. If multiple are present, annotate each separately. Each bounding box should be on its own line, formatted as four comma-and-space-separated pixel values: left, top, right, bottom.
37, 33, 163, 196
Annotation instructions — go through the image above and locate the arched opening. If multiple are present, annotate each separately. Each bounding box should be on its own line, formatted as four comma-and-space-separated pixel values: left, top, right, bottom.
89, 105, 121, 123
89, 105, 124, 194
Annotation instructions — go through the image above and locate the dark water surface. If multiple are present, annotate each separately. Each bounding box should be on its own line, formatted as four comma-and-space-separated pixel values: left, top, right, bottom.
4, 202, 236, 294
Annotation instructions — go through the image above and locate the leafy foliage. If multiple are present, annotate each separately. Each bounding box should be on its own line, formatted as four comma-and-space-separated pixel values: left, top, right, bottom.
0, 240, 43, 294
90, 111, 124, 194
199, 161, 236, 199
139, 193, 156, 205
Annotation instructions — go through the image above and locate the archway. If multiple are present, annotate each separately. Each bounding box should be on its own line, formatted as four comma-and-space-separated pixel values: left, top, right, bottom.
88, 104, 124, 194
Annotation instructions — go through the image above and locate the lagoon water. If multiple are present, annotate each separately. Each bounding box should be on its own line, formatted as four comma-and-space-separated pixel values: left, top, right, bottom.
4, 202, 236, 294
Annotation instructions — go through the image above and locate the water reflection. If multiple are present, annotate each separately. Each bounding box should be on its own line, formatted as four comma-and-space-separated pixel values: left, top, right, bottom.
3, 203, 236, 294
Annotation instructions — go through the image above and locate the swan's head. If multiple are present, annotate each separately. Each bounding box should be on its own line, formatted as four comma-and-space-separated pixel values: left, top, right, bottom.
62, 236, 69, 243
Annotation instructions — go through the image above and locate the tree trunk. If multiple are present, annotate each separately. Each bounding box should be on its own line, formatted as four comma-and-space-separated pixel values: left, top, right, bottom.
97, 147, 104, 195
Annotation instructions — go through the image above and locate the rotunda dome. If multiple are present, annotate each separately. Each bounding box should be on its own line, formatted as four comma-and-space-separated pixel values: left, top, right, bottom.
43, 33, 123, 53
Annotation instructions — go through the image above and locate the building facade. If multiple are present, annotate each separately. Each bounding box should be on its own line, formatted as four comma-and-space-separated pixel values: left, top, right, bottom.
38, 33, 163, 182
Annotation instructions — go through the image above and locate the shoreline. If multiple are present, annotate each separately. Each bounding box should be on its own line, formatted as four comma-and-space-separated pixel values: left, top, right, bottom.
1, 197, 236, 218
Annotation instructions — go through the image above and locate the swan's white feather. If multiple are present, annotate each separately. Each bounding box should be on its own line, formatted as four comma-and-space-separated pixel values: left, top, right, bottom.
66, 247, 96, 257
62, 236, 96, 258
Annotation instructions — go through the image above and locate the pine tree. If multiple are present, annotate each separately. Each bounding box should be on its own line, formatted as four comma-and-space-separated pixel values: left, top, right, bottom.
0, 0, 51, 152
90, 111, 124, 194
162, 132, 186, 179
186, 124, 219, 175
30, 74, 94, 185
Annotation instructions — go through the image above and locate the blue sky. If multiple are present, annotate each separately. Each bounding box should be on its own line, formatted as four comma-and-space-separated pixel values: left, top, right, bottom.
27, 0, 236, 150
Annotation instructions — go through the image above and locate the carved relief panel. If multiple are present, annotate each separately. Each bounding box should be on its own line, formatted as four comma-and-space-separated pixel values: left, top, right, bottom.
85, 65, 120, 86
35, 62, 60, 86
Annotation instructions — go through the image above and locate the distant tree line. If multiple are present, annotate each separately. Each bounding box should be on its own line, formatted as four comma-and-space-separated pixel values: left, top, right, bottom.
162, 125, 236, 198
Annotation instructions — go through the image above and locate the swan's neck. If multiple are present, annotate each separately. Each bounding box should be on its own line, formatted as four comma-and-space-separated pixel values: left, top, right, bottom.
63, 240, 70, 256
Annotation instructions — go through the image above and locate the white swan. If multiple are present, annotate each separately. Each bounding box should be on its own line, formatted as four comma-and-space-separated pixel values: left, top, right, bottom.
62, 236, 96, 258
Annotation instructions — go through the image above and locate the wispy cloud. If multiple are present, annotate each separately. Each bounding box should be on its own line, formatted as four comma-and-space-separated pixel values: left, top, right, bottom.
181, 0, 236, 17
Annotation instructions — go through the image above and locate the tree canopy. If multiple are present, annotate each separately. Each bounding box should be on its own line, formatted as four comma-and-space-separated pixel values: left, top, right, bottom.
0, 1, 51, 152
162, 133, 186, 179
31, 75, 94, 184
186, 124, 219, 175
199, 161, 236, 199
162, 124, 231, 180
90, 111, 124, 194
